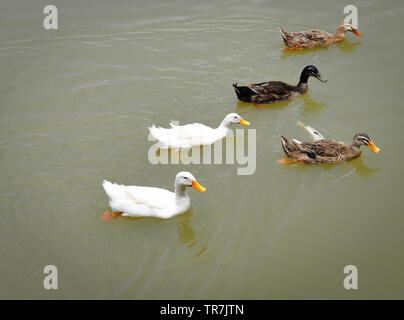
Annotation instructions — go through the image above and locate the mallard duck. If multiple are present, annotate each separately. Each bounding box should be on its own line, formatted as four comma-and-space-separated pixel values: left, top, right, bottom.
102, 171, 206, 219
279, 122, 381, 164
280, 22, 362, 49
149, 113, 250, 149
233, 65, 326, 104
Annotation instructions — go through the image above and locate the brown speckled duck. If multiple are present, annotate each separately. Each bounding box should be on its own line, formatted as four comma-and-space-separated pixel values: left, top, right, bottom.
233, 65, 326, 104
280, 22, 362, 49
278, 122, 381, 164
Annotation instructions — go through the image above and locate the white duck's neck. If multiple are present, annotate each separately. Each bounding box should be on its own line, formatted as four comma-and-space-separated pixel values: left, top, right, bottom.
218, 119, 231, 132
174, 182, 188, 199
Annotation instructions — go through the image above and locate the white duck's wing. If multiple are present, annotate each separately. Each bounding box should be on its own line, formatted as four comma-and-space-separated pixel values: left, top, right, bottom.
149, 123, 218, 148
296, 121, 325, 141
171, 123, 215, 138
103, 180, 174, 217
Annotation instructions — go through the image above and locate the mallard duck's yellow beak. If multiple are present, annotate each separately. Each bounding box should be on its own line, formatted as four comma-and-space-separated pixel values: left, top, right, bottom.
239, 117, 250, 126
192, 180, 206, 192
368, 140, 381, 153
352, 29, 362, 37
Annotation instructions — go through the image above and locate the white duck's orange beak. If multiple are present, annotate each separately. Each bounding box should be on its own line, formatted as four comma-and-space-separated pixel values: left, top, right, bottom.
192, 179, 206, 192
239, 117, 250, 126
368, 140, 381, 153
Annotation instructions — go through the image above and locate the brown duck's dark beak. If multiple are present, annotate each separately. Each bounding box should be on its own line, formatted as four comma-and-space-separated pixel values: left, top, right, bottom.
316, 74, 327, 83
368, 140, 381, 153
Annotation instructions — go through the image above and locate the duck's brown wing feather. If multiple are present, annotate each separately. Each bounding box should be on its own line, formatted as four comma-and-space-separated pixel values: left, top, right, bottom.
249, 81, 298, 103
250, 81, 295, 93
287, 30, 333, 47
300, 140, 354, 158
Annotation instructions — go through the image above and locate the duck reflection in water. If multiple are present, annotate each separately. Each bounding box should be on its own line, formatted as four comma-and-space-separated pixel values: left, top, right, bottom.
321, 157, 380, 177
301, 93, 328, 114
177, 211, 208, 256
177, 210, 197, 247
335, 37, 363, 53
281, 38, 362, 58
235, 93, 326, 115
350, 156, 380, 177
235, 99, 293, 111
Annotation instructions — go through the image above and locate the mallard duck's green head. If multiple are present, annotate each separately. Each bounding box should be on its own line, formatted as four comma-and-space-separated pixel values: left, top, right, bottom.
353, 133, 381, 153
302, 65, 327, 83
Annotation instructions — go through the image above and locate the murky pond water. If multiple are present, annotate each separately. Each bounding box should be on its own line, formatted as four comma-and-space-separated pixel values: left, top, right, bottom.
0, 0, 403, 299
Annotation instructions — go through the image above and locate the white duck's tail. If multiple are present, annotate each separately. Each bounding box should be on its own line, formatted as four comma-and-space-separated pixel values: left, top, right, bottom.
102, 180, 126, 220
149, 124, 172, 142
296, 121, 324, 141
103, 180, 124, 202
148, 124, 159, 140
149, 124, 183, 148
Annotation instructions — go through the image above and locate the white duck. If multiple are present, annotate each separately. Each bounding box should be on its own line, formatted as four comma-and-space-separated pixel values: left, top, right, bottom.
102, 171, 206, 219
292, 121, 325, 144
148, 113, 250, 149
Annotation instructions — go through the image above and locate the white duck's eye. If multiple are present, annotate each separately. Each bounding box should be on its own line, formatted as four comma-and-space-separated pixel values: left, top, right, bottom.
184, 177, 188, 179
